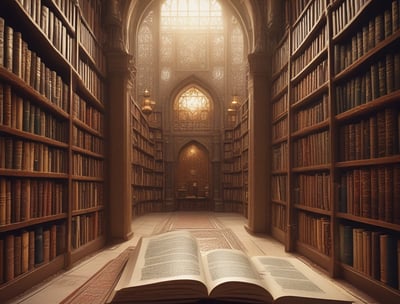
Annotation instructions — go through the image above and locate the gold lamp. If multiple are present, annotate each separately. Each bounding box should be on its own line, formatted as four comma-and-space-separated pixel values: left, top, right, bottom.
227, 95, 240, 113
141, 89, 155, 115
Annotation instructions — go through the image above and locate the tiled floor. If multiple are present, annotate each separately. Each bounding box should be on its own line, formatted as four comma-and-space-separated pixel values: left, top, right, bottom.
7, 212, 378, 304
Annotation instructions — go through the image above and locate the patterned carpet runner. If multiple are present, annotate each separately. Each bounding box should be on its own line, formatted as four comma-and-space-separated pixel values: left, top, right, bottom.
61, 212, 245, 303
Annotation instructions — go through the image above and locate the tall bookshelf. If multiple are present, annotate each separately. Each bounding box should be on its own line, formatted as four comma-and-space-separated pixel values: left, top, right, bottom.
270, 30, 290, 244
222, 99, 249, 217
130, 102, 164, 217
0, 0, 106, 300
270, 0, 400, 302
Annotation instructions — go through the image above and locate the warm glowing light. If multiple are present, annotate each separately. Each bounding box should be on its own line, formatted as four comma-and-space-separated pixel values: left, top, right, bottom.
176, 87, 210, 113
161, 0, 223, 30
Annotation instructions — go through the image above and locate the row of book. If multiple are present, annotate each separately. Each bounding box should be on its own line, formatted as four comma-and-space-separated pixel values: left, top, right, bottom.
333, 2, 400, 74
71, 181, 103, 211
290, 0, 312, 25
131, 167, 164, 188
222, 173, 243, 188
133, 200, 164, 216
222, 158, 243, 173
72, 153, 103, 178
338, 108, 400, 161
292, 94, 329, 132
332, 0, 384, 37
73, 93, 104, 134
132, 132, 156, 156
293, 173, 331, 211
271, 175, 287, 202
272, 36, 288, 75
0, 178, 65, 226
131, 147, 157, 170
272, 93, 288, 120
0, 84, 68, 142
38, 5, 74, 63
335, 52, 400, 114
291, 0, 326, 53
78, 58, 105, 103
0, 136, 68, 173
297, 211, 331, 256
338, 166, 400, 224
17, 0, 77, 32
339, 224, 400, 289
272, 116, 288, 141
292, 130, 330, 167
0, 19, 70, 113
271, 68, 288, 98
222, 201, 246, 214
0, 223, 66, 283
291, 25, 327, 78
9, 1, 74, 64
78, 0, 104, 42
132, 115, 152, 138
71, 212, 103, 250
272, 203, 286, 232
291, 59, 328, 102
72, 125, 104, 155
272, 142, 288, 171
79, 21, 106, 75
132, 188, 163, 203
222, 188, 246, 202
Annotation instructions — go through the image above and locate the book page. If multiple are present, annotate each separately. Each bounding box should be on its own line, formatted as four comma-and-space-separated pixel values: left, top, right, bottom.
251, 256, 353, 303
202, 249, 272, 302
126, 230, 206, 287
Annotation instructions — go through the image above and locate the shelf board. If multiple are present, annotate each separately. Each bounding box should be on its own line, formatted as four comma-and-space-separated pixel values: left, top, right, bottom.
291, 164, 331, 172
291, 47, 328, 84
333, 31, 400, 81
0, 68, 70, 119
0, 125, 69, 148
271, 199, 287, 207
0, 213, 67, 233
339, 262, 400, 303
294, 204, 332, 216
290, 120, 329, 139
290, 82, 329, 109
0, 169, 68, 178
72, 206, 104, 216
334, 91, 400, 121
335, 155, 400, 168
336, 212, 400, 232
295, 241, 331, 272
292, 12, 327, 58
0, 255, 65, 301
70, 236, 106, 265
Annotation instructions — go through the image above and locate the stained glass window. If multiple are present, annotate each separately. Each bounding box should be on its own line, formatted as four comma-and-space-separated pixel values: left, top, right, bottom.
161, 0, 223, 30
174, 87, 211, 130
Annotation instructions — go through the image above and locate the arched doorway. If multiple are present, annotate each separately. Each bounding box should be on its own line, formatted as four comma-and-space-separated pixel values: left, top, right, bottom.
175, 142, 211, 210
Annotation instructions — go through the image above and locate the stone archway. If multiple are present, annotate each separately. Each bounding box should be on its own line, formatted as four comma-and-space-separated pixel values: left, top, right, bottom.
175, 142, 211, 210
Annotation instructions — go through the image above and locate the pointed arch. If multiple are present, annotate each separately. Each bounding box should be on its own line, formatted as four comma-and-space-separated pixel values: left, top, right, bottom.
176, 141, 210, 199
172, 85, 213, 130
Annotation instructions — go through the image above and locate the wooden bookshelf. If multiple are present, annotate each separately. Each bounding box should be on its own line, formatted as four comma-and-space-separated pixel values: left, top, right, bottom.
270, 29, 289, 244
269, 0, 400, 302
222, 99, 249, 217
130, 103, 164, 216
0, 0, 106, 300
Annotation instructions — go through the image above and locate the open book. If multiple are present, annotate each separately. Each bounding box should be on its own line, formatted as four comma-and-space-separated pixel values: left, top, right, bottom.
107, 230, 353, 304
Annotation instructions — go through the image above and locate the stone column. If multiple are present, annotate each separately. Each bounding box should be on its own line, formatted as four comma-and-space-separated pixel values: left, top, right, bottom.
104, 0, 133, 241
246, 51, 271, 233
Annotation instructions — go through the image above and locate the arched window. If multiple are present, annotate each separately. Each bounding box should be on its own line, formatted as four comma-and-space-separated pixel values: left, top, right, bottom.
173, 87, 211, 130
160, 0, 223, 30
136, 0, 247, 114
